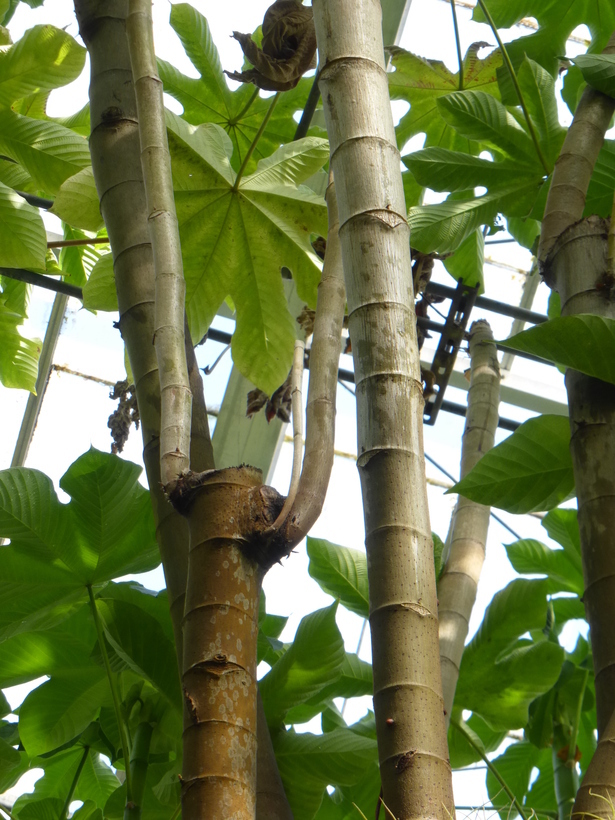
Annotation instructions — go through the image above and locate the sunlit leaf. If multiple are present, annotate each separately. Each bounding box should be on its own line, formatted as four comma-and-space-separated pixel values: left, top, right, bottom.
450, 415, 574, 514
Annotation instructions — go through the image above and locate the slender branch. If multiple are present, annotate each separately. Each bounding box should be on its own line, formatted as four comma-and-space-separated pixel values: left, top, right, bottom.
609, 187, 615, 275
278, 176, 346, 549
229, 86, 260, 124
0, 805, 16, 820
294, 75, 320, 139
87, 585, 133, 800
127, 0, 192, 487
269, 339, 305, 531
449, 0, 464, 89
48, 237, 109, 248
60, 745, 89, 820
476, 0, 549, 175
452, 719, 527, 820
567, 667, 589, 765
233, 93, 280, 190
0, 266, 83, 299
124, 722, 153, 820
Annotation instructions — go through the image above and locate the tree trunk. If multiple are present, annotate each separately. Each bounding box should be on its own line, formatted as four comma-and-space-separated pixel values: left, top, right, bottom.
537, 30, 615, 820
75, 6, 293, 819
313, 0, 455, 816
438, 320, 500, 723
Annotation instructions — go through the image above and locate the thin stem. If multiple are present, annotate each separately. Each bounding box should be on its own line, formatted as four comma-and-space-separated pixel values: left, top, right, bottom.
452, 719, 528, 820
476, 0, 550, 175
567, 667, 589, 764
124, 722, 153, 820
608, 187, 615, 274
0, 805, 17, 820
294, 75, 321, 139
233, 93, 280, 190
48, 237, 109, 248
230, 86, 260, 124
60, 745, 89, 820
169, 804, 181, 820
449, 0, 464, 89
87, 585, 133, 801
267, 340, 305, 533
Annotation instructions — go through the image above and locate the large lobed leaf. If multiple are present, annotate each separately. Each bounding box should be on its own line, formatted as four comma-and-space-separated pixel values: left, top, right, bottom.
159, 3, 322, 175
502, 315, 615, 385
450, 414, 574, 514
0, 448, 159, 640
455, 579, 565, 729
307, 537, 369, 618
388, 43, 502, 152
260, 603, 345, 724
0, 180, 46, 269
273, 728, 378, 820
167, 113, 328, 393
0, 25, 85, 107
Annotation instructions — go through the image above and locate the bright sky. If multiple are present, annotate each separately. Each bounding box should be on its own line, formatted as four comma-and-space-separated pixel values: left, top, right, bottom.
0, 0, 591, 812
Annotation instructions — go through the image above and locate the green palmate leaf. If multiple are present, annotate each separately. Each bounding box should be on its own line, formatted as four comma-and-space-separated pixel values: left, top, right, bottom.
54, 104, 91, 138
105, 768, 178, 820
96, 585, 181, 710
485, 741, 544, 820
388, 43, 501, 152
57, 448, 159, 581
307, 537, 369, 618
0, 608, 95, 687
19, 667, 109, 756
450, 415, 574, 514
503, 315, 615, 385
438, 90, 538, 164
160, 3, 321, 175
448, 713, 506, 769
82, 252, 116, 312
260, 603, 345, 724
0, 25, 85, 107
0, 296, 41, 391
0, 449, 158, 639
273, 728, 378, 820
1, 274, 28, 316
51, 167, 104, 232
0, 110, 90, 195
506, 215, 540, 250
0, 180, 46, 269
442, 227, 484, 291
285, 653, 373, 725
71, 801, 102, 820
168, 114, 328, 393
18, 798, 66, 820
0, 152, 35, 191
455, 579, 565, 728
571, 54, 615, 98
405, 147, 532, 192
58, 225, 107, 290
12, 89, 49, 119
473, 1, 615, 76
408, 180, 543, 254
542, 507, 581, 566
516, 57, 566, 166
505, 538, 584, 595
13, 747, 118, 813
586, 141, 615, 217
315, 761, 381, 820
